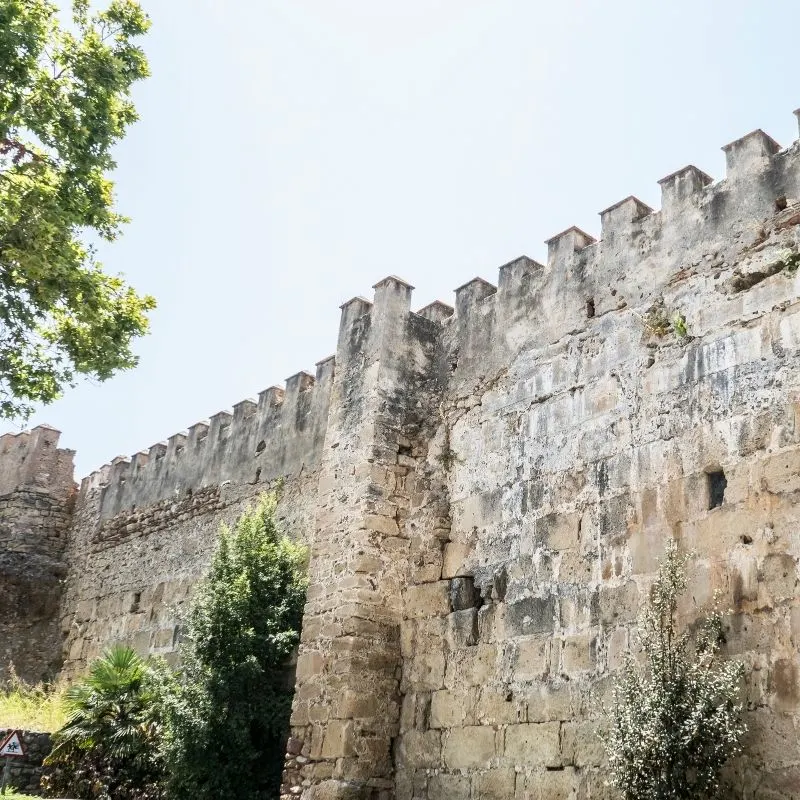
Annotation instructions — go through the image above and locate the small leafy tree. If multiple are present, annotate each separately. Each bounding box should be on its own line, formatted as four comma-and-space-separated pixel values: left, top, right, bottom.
42, 645, 173, 800
164, 493, 308, 800
601, 540, 746, 800
0, 0, 155, 420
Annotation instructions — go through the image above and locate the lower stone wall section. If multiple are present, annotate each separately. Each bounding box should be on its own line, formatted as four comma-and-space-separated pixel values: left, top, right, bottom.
0, 730, 51, 795
59, 471, 319, 676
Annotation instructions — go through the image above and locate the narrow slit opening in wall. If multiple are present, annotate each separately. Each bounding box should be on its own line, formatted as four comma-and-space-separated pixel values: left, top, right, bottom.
707, 469, 727, 510
776, 195, 788, 212
130, 592, 141, 613
586, 298, 595, 318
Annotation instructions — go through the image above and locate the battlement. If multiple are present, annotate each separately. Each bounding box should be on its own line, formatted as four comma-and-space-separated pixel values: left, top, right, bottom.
87, 355, 335, 519
45, 108, 800, 519
0, 425, 75, 500
390, 108, 800, 380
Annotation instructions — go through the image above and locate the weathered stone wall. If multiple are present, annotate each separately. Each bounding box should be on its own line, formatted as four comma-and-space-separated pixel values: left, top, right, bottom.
0, 427, 75, 683
392, 124, 800, 800
0, 729, 52, 795
2, 108, 800, 800
58, 358, 334, 675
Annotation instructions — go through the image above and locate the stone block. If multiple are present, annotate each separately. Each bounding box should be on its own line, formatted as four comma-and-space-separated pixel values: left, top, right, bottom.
403, 650, 445, 690
606, 627, 628, 672
471, 767, 516, 800
475, 689, 525, 725
320, 720, 355, 758
362, 514, 399, 537
759, 448, 800, 494
446, 608, 478, 648
560, 634, 596, 674
537, 512, 580, 551
445, 644, 497, 687
532, 766, 581, 800
442, 725, 498, 769
592, 581, 639, 626
428, 773, 469, 800
442, 542, 472, 579
525, 684, 575, 723
333, 689, 381, 719
430, 688, 472, 728
450, 576, 479, 611
514, 638, 550, 680
560, 720, 606, 767
405, 582, 449, 619
504, 721, 561, 768
150, 626, 175, 650
506, 596, 556, 636
758, 553, 798, 604
397, 730, 441, 769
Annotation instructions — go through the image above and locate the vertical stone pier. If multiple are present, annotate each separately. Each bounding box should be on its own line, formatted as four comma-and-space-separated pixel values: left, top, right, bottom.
282, 277, 438, 800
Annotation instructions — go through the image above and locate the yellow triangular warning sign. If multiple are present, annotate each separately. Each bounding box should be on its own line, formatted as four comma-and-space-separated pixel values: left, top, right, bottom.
0, 730, 25, 757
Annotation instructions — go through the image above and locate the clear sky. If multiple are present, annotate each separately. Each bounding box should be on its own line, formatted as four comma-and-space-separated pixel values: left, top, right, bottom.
8, 0, 800, 476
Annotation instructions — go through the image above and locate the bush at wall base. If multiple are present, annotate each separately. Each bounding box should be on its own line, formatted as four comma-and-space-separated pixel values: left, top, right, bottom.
163, 492, 308, 800
601, 539, 746, 800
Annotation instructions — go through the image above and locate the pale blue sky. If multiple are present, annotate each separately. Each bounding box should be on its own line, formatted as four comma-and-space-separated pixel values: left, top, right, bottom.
9, 0, 800, 476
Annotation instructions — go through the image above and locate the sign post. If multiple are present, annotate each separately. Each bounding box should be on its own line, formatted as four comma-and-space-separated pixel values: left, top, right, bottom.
0, 731, 26, 796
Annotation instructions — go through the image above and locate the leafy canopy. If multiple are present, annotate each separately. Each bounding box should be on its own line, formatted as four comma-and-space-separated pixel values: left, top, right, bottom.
0, 0, 155, 420
43, 644, 173, 800
164, 493, 308, 800
602, 540, 746, 800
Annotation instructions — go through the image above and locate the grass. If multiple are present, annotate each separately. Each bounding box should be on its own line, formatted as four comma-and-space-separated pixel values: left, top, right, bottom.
0, 675, 68, 733
3, 793, 45, 799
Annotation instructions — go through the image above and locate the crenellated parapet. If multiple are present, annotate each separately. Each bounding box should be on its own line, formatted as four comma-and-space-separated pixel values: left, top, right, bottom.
381, 110, 800, 389
87, 357, 336, 519
0, 425, 75, 501
66, 108, 800, 525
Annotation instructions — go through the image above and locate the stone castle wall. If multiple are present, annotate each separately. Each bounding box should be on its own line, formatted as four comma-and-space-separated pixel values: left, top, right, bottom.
58, 357, 333, 676
2, 109, 800, 799
0, 427, 75, 682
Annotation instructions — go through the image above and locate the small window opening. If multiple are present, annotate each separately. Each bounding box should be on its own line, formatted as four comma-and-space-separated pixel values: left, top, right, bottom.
586, 298, 595, 318
775, 195, 788, 212
398, 443, 413, 457
130, 592, 141, 613
707, 469, 727, 510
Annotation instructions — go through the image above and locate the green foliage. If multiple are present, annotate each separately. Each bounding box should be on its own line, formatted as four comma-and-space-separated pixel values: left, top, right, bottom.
164, 493, 308, 800
672, 312, 688, 339
643, 301, 689, 341
0, 0, 155, 420
773, 248, 800, 275
0, 667, 67, 732
42, 645, 174, 800
601, 540, 746, 800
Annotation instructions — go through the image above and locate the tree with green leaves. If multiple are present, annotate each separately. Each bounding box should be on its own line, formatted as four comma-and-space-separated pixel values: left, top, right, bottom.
601, 540, 746, 800
42, 645, 173, 800
0, 0, 155, 420
164, 493, 308, 800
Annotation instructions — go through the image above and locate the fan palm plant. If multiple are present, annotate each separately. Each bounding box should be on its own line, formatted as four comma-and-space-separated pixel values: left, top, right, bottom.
43, 645, 172, 800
